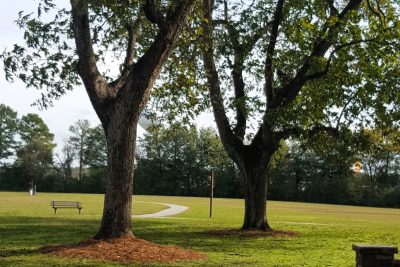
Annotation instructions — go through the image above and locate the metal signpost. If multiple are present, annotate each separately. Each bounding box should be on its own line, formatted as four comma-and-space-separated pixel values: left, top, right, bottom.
210, 169, 214, 218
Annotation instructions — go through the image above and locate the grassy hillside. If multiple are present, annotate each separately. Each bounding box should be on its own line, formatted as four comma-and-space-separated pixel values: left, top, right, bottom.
0, 192, 399, 266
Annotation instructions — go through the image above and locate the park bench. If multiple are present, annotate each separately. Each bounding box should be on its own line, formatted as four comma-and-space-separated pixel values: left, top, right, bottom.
50, 201, 82, 214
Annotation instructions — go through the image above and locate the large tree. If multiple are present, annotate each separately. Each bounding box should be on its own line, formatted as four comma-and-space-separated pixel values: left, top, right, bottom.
2, 0, 195, 239
84, 125, 107, 169
19, 113, 55, 145
54, 141, 76, 192
0, 104, 18, 164
201, 0, 400, 230
357, 129, 400, 187
17, 113, 55, 190
68, 119, 91, 181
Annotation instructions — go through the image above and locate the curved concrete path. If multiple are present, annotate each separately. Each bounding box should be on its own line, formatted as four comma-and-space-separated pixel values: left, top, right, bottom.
132, 201, 189, 218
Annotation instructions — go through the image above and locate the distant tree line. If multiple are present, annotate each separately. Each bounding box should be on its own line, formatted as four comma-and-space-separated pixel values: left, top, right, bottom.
0, 103, 399, 207
135, 125, 400, 208
0, 104, 107, 193
134, 124, 241, 197
269, 130, 400, 208
0, 104, 55, 192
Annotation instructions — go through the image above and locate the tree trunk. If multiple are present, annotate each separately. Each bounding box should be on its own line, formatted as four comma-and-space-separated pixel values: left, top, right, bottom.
79, 139, 84, 181
95, 117, 137, 239
70, 0, 195, 240
239, 149, 273, 231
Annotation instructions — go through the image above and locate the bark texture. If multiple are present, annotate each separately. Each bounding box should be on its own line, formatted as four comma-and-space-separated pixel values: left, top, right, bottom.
95, 112, 137, 239
239, 147, 273, 230
70, 0, 195, 239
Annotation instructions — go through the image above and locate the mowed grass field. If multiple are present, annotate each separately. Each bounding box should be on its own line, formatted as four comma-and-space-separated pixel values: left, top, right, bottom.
0, 192, 399, 266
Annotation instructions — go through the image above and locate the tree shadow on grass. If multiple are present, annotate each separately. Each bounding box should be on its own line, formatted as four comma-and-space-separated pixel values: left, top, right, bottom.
133, 219, 305, 255
0, 216, 104, 265
0, 216, 99, 248
0, 215, 311, 266
0, 248, 36, 257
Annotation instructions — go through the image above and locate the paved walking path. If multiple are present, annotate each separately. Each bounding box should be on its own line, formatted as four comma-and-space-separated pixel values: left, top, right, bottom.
132, 201, 189, 218
277, 221, 331, 226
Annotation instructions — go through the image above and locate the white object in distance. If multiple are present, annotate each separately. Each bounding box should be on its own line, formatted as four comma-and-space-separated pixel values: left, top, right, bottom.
138, 112, 158, 130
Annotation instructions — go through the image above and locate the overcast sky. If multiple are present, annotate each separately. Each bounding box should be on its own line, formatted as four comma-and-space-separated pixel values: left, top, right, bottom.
0, 1, 214, 155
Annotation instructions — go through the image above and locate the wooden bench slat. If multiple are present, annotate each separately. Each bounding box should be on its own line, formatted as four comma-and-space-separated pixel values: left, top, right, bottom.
50, 201, 82, 214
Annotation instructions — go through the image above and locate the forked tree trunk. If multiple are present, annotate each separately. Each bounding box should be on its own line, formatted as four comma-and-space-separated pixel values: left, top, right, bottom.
238, 149, 273, 231
70, 0, 195, 240
95, 116, 138, 239
201, 0, 366, 233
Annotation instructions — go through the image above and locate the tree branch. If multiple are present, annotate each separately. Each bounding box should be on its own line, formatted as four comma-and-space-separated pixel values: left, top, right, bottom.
245, 25, 269, 55
326, 0, 339, 16
304, 37, 380, 81
276, 125, 339, 140
232, 60, 246, 140
374, 0, 387, 24
268, 0, 363, 109
212, 19, 240, 49
109, 9, 144, 90
201, 0, 243, 162
70, 0, 109, 112
366, 0, 387, 26
144, 0, 166, 28
335, 88, 362, 129
213, 7, 268, 141
265, 0, 285, 108
124, 10, 144, 69
117, 0, 195, 113
214, 20, 249, 140
338, 0, 363, 20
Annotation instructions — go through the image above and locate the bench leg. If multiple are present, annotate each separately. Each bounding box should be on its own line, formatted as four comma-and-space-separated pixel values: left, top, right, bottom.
78, 208, 81, 215
53, 208, 57, 214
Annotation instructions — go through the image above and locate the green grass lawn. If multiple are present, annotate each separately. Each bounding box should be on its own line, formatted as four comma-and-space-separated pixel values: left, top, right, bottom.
0, 192, 399, 266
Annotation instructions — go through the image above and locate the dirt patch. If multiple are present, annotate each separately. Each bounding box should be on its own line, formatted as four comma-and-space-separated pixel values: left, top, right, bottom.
40, 236, 206, 264
205, 228, 298, 238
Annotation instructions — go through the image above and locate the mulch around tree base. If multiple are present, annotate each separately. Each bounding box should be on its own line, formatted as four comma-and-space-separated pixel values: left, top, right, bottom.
205, 228, 298, 238
39, 236, 206, 264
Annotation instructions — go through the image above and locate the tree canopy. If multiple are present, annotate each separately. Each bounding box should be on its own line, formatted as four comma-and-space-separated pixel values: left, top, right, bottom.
199, 0, 400, 136
199, 0, 400, 230
0, 104, 18, 163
